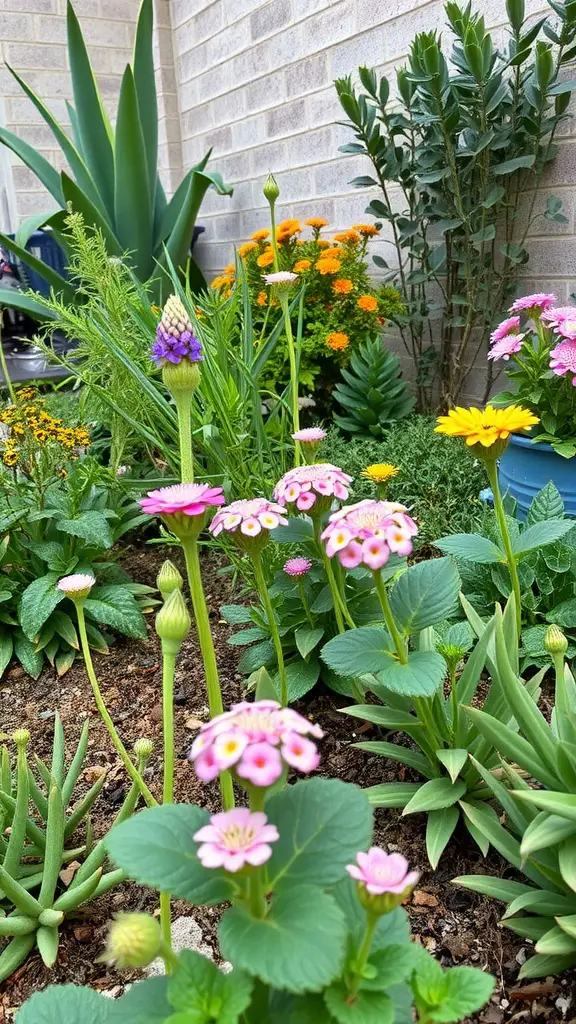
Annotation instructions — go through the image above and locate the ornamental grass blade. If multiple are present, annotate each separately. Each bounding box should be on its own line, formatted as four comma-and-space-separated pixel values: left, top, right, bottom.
559, 837, 576, 893
521, 812, 576, 858
354, 741, 434, 778
519, 951, 576, 979
463, 705, 558, 789
365, 782, 422, 808
514, 790, 576, 821
468, 755, 533, 835
114, 66, 153, 281
452, 875, 536, 903
436, 748, 468, 783
426, 805, 459, 869
132, 0, 157, 203
402, 777, 466, 815
503, 890, 576, 919
536, 925, 576, 956
67, 0, 114, 218
0, 232, 75, 299
556, 915, 576, 939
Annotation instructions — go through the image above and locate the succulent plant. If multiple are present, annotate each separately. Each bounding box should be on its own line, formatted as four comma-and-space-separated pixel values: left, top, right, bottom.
0, 716, 151, 980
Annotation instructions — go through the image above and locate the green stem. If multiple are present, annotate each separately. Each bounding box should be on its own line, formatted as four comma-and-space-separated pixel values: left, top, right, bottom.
449, 666, 459, 743
181, 538, 234, 810
248, 870, 267, 918
75, 603, 157, 807
485, 459, 521, 639
280, 294, 300, 466
348, 911, 379, 1001
252, 549, 288, 706
313, 517, 354, 633
297, 578, 315, 628
372, 570, 407, 664
160, 641, 177, 960
175, 393, 194, 483
0, 317, 16, 404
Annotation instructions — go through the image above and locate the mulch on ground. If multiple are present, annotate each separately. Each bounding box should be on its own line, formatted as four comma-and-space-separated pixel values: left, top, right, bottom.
0, 543, 573, 1022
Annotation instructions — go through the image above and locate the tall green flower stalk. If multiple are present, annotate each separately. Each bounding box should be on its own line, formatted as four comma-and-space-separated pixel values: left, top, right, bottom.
58, 575, 157, 808
154, 294, 202, 482
483, 458, 522, 639
155, 579, 191, 962
263, 174, 301, 465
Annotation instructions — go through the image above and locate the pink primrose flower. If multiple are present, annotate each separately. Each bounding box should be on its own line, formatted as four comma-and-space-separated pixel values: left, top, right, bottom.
140, 483, 225, 517
274, 463, 352, 510
346, 847, 420, 895
550, 339, 576, 385
236, 742, 283, 786
281, 732, 320, 773
508, 293, 556, 315
194, 808, 279, 872
487, 333, 526, 361
489, 316, 521, 346
321, 499, 418, 569
209, 498, 288, 538
283, 557, 313, 577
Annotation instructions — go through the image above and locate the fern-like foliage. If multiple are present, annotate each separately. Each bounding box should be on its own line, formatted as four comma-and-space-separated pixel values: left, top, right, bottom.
333, 337, 414, 438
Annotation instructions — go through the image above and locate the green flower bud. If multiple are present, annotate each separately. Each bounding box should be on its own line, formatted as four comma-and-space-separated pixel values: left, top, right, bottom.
263, 173, 280, 205
162, 359, 201, 398
356, 879, 417, 917
157, 559, 183, 600
104, 912, 162, 969
155, 588, 191, 647
545, 624, 568, 656
12, 729, 30, 748
133, 737, 154, 762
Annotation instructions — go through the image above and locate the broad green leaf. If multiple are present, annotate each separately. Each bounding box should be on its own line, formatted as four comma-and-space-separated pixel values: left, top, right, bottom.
0, 126, 63, 204
403, 777, 466, 815
559, 836, 576, 893
388, 557, 460, 633
493, 154, 535, 174
15, 984, 110, 1023
219, 884, 347, 993
67, 0, 114, 216
518, 951, 576, 979
266, 778, 372, 891
84, 586, 147, 639
106, 977, 171, 1023
427, 966, 495, 1022
366, 782, 422, 808
220, 604, 253, 625
0, 632, 13, 678
227, 628, 269, 647
275, 656, 320, 701
56, 510, 113, 548
521, 813, 576, 857
514, 790, 576, 821
463, 705, 559, 789
19, 573, 63, 641
114, 66, 153, 280
342, 704, 423, 732
512, 520, 573, 556
132, 0, 158, 204
435, 533, 503, 563
295, 626, 324, 659
323, 983, 393, 1023
167, 950, 253, 1023
426, 805, 460, 869
435, 749, 468, 783
546, 598, 576, 629
272, 519, 314, 544
376, 650, 446, 697
354, 741, 433, 777
536, 925, 576, 956
556, 915, 576, 939
321, 627, 394, 679
14, 631, 44, 679
106, 805, 235, 904
238, 640, 275, 674
362, 945, 417, 990
0, 230, 73, 300
527, 482, 564, 524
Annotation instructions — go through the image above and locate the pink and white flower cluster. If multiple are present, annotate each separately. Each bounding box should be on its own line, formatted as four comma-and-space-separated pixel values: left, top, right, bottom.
194, 808, 279, 873
209, 498, 288, 539
274, 463, 352, 511
321, 499, 418, 570
189, 700, 323, 787
347, 847, 420, 896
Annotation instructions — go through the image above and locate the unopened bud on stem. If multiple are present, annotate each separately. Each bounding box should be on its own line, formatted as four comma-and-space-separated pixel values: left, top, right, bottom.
263, 173, 280, 205
104, 912, 162, 969
157, 559, 183, 601
155, 588, 191, 648
545, 624, 568, 656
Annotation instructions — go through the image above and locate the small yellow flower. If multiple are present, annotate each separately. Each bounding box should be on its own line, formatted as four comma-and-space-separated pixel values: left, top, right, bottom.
251, 229, 270, 242
317, 238, 331, 249
333, 279, 354, 295
435, 405, 539, 449
294, 259, 311, 272
326, 331, 349, 351
238, 241, 257, 259
33, 429, 49, 442
277, 218, 301, 236
15, 387, 37, 400
223, 264, 236, 276
151, 304, 161, 315
257, 249, 274, 268
333, 230, 360, 244
316, 257, 341, 275
361, 463, 399, 484
256, 290, 268, 306
305, 217, 329, 229
352, 223, 380, 237
3, 450, 18, 466
358, 294, 378, 312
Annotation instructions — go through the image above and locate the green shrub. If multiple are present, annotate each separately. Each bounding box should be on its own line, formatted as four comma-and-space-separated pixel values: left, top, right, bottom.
323, 417, 486, 546
332, 337, 414, 438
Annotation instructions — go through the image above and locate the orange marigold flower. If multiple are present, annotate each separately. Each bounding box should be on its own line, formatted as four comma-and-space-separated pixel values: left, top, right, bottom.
256, 291, 268, 306
316, 257, 341, 275
277, 218, 301, 235
333, 230, 360, 244
325, 247, 345, 258
333, 279, 354, 295
210, 275, 227, 290
352, 223, 380, 237
305, 217, 329, 229
326, 331, 350, 351
357, 294, 378, 312
257, 250, 275, 268
294, 259, 311, 272
223, 264, 236, 276
252, 229, 270, 241
238, 241, 257, 258
317, 239, 331, 249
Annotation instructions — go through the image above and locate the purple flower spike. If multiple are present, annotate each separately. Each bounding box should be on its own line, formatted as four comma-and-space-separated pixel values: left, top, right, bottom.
152, 295, 203, 367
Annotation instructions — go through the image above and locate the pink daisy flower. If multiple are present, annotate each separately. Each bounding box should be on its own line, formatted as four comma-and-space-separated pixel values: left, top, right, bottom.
188, 700, 323, 787
321, 499, 418, 569
542, 306, 576, 340
56, 573, 95, 596
489, 315, 521, 346
346, 847, 420, 895
291, 427, 327, 443
508, 293, 556, 315
487, 333, 526, 361
283, 557, 313, 577
194, 808, 279, 873
209, 498, 288, 541
139, 483, 225, 517
274, 463, 352, 511
263, 271, 298, 288
550, 339, 576, 385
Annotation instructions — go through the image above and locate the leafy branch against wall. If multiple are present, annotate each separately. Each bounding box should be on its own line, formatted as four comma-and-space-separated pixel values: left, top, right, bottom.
336, 0, 576, 409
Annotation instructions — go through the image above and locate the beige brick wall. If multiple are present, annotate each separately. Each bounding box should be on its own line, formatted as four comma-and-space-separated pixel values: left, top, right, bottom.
171, 0, 576, 401
0, 0, 141, 227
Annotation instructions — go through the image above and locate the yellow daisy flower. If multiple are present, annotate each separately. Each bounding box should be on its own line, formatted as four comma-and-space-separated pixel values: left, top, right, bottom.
361, 463, 399, 484
435, 405, 539, 449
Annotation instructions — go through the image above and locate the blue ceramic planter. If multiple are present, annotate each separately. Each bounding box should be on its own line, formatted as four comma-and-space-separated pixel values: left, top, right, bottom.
498, 433, 576, 520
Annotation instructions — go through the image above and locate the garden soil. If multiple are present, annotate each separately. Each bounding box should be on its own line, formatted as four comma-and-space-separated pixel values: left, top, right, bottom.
0, 545, 573, 1022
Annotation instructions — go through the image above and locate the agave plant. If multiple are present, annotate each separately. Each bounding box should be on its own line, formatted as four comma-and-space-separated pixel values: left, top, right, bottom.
0, 0, 232, 316
332, 337, 415, 438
